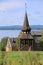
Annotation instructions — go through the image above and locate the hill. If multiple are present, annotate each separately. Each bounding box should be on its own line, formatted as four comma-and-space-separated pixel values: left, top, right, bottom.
0, 25, 43, 30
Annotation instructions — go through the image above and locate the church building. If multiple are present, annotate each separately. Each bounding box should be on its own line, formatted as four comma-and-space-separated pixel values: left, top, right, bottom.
19, 12, 34, 50
6, 11, 42, 51
6, 3, 42, 51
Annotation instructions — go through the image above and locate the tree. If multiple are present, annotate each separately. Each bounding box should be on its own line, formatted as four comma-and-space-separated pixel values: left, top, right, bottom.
0, 37, 8, 51
16, 37, 20, 51
39, 29, 43, 42
38, 29, 43, 50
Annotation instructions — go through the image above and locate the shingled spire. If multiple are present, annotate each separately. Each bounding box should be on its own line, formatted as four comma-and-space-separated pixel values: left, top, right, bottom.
22, 12, 31, 32
19, 0, 33, 51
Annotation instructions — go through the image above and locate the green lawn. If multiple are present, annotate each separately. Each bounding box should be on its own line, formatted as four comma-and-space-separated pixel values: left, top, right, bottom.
0, 51, 43, 65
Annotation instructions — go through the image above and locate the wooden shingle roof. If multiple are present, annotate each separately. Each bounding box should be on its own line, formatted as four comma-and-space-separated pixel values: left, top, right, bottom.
22, 12, 31, 32
19, 33, 33, 39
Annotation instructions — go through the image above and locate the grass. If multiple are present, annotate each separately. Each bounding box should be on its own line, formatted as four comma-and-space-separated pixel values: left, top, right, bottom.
0, 51, 43, 65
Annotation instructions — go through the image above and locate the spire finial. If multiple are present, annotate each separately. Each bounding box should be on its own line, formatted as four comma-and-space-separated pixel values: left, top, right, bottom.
25, 0, 27, 12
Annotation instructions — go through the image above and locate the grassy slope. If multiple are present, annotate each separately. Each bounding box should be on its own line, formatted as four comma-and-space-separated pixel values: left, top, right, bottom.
2, 51, 43, 65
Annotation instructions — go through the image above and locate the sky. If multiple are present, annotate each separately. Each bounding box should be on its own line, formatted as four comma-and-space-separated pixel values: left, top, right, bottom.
0, 0, 43, 26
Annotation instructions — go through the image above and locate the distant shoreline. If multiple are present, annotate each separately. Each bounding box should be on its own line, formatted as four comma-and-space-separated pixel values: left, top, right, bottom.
0, 25, 43, 30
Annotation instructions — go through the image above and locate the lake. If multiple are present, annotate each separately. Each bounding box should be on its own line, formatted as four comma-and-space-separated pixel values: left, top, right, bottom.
0, 30, 21, 40
0, 30, 40, 40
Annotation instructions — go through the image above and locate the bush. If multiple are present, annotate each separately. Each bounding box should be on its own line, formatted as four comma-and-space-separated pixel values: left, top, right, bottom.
0, 37, 8, 51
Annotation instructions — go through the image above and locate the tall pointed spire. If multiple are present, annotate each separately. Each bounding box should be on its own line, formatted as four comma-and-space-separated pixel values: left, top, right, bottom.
22, 0, 31, 32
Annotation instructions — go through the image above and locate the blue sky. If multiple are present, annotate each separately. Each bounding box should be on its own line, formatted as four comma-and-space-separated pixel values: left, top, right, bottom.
0, 0, 43, 26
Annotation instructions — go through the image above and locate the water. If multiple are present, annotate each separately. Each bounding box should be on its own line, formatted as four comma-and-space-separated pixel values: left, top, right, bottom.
0, 30, 21, 40
0, 30, 41, 40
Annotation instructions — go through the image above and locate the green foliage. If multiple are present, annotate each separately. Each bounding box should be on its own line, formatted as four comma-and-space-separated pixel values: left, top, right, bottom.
38, 29, 43, 50
39, 29, 43, 42
3, 51, 43, 65
0, 51, 5, 65
0, 37, 8, 51
0, 42, 2, 51
16, 37, 20, 50
0, 51, 42, 65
